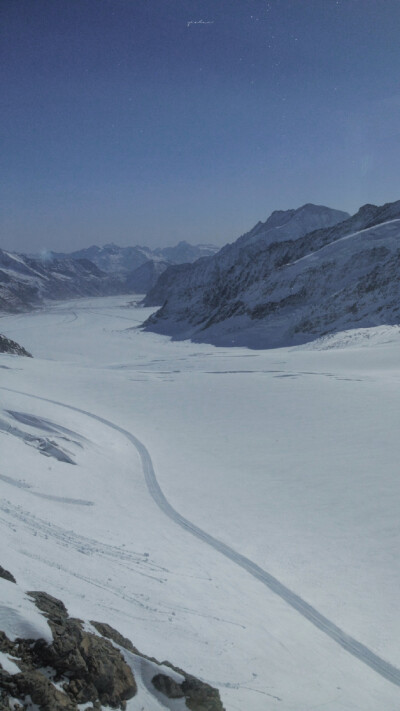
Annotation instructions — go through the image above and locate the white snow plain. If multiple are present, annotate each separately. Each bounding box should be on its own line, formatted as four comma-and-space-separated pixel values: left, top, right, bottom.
0, 295, 399, 710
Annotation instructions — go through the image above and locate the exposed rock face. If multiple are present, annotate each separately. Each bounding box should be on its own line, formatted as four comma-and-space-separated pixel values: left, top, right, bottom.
0, 334, 31, 357
152, 672, 223, 711
181, 675, 224, 711
152, 672, 185, 698
0, 590, 136, 710
91, 621, 225, 711
0, 566, 16, 583
27, 592, 136, 708
0, 579, 225, 711
0, 668, 76, 711
143, 200, 400, 348
90, 621, 139, 655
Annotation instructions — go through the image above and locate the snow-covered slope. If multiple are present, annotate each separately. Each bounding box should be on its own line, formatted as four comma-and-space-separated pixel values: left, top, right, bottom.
143, 200, 400, 348
0, 249, 123, 313
1, 295, 400, 710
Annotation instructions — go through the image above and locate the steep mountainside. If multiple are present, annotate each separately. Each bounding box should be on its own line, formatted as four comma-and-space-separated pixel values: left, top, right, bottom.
0, 250, 123, 313
125, 259, 170, 293
143, 201, 400, 348
144, 204, 350, 308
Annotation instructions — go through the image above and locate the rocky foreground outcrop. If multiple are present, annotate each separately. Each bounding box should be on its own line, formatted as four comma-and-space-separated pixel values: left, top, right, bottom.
0, 569, 224, 711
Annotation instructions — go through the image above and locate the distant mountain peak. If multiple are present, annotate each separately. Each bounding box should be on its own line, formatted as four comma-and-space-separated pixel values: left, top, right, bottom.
238, 203, 350, 249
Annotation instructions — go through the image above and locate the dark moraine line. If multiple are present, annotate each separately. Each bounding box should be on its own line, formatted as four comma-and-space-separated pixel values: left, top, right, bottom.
2, 385, 400, 688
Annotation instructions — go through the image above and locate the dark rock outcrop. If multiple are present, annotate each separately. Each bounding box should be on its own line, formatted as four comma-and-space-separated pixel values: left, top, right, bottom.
27, 592, 136, 708
90, 621, 139, 655
91, 621, 224, 710
152, 669, 224, 711
0, 585, 225, 711
0, 566, 16, 583
0, 334, 31, 357
0, 668, 76, 711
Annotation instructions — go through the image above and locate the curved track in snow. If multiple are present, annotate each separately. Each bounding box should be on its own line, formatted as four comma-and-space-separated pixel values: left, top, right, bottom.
2, 385, 400, 688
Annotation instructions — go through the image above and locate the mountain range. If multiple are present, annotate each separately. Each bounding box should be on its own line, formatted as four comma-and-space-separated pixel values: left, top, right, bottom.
0, 251, 120, 313
50, 241, 219, 275
143, 200, 400, 348
0, 241, 220, 314
3, 200, 400, 350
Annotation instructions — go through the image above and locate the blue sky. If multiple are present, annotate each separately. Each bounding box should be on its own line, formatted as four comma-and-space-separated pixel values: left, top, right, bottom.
2, 0, 400, 252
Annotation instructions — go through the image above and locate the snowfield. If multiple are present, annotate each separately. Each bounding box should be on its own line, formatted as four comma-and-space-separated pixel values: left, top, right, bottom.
0, 295, 399, 710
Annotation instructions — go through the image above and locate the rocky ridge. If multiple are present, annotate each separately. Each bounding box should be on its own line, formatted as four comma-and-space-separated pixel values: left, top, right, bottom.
0, 334, 32, 357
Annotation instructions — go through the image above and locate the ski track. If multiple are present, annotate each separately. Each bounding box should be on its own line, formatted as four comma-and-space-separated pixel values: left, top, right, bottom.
1, 385, 400, 688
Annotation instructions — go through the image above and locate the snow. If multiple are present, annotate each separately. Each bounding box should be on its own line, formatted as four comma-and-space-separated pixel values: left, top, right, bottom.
0, 295, 399, 709
0, 579, 52, 643
121, 647, 187, 711
0, 650, 20, 675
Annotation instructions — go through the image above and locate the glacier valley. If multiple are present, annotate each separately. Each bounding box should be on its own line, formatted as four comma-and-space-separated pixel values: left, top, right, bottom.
0, 295, 399, 710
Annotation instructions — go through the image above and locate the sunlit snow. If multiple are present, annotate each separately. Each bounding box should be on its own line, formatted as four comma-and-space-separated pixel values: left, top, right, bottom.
0, 295, 399, 710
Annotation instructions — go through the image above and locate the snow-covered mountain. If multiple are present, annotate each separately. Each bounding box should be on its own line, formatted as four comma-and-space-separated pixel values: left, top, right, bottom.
53, 241, 220, 275
55, 244, 152, 275
0, 239, 220, 314
143, 200, 400, 348
0, 249, 123, 313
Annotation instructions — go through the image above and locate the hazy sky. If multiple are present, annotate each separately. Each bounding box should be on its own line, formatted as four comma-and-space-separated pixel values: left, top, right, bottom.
2, 0, 400, 253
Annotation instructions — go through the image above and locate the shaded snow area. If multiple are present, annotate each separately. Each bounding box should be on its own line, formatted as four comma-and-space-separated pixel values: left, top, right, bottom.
0, 579, 51, 644
1, 295, 400, 709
